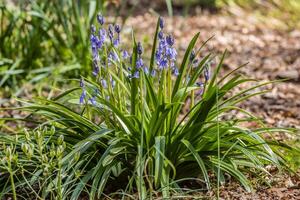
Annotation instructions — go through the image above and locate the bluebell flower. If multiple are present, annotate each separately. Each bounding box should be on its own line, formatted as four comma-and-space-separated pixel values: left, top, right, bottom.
196, 82, 204, 96
122, 50, 129, 59
204, 66, 210, 82
158, 38, 167, 49
159, 16, 164, 29
155, 50, 162, 61
136, 58, 144, 69
132, 71, 140, 79
92, 61, 99, 76
110, 76, 116, 88
90, 34, 98, 47
158, 31, 164, 40
127, 67, 132, 71
151, 69, 156, 77
89, 96, 96, 106
166, 35, 174, 46
114, 24, 121, 33
79, 90, 86, 104
192, 59, 199, 66
101, 79, 108, 89
108, 51, 118, 62
108, 24, 114, 42
170, 61, 175, 68
113, 37, 120, 46
196, 82, 204, 87
190, 50, 196, 62
137, 42, 143, 55
91, 25, 96, 33
97, 13, 104, 25
166, 47, 177, 61
143, 66, 149, 74
173, 67, 179, 76
99, 28, 106, 44
158, 58, 168, 69
91, 46, 99, 61
80, 78, 84, 87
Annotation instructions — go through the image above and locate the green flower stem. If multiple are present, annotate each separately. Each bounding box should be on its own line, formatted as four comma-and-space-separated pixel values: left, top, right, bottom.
191, 90, 195, 108
167, 66, 172, 103
7, 161, 17, 200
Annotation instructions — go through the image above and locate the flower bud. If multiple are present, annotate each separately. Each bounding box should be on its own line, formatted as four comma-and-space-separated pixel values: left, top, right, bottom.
57, 135, 64, 145
24, 129, 30, 141
21, 143, 29, 154
42, 154, 48, 163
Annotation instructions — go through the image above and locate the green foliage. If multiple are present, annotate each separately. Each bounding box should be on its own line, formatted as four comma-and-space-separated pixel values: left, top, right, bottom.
0, 17, 297, 199
0, 0, 109, 90
0, 127, 66, 199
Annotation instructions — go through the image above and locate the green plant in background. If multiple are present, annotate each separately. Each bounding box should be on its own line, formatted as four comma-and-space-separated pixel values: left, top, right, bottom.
0, 15, 297, 199
0, 0, 128, 94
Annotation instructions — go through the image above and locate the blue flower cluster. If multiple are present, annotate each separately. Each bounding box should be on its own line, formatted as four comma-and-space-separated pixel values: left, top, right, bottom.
155, 17, 178, 75
80, 15, 203, 105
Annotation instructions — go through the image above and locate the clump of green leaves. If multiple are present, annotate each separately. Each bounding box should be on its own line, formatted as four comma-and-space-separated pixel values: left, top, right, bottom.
0, 127, 67, 199
0, 16, 296, 199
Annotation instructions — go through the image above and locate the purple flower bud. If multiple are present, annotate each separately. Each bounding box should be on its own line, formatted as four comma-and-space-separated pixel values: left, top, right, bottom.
108, 24, 114, 41
127, 67, 132, 71
166, 47, 177, 61
151, 69, 156, 77
166, 35, 174, 46
114, 24, 121, 33
101, 79, 108, 89
144, 66, 149, 74
110, 76, 116, 88
192, 59, 199, 66
99, 28, 106, 42
113, 37, 120, 47
158, 31, 164, 40
91, 25, 96, 33
204, 66, 210, 82
133, 71, 140, 79
196, 82, 204, 87
89, 96, 96, 105
173, 67, 179, 76
79, 90, 86, 104
90, 34, 98, 46
137, 42, 143, 55
122, 50, 129, 59
190, 50, 196, 62
80, 78, 84, 87
158, 58, 168, 69
92, 61, 99, 76
136, 58, 144, 69
159, 16, 164, 29
108, 51, 118, 62
97, 13, 104, 25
